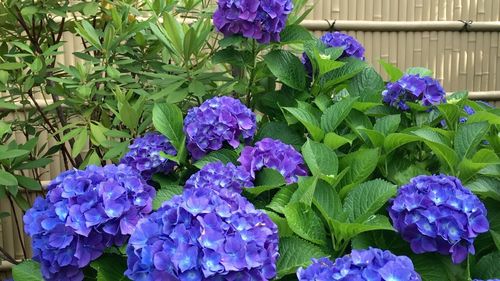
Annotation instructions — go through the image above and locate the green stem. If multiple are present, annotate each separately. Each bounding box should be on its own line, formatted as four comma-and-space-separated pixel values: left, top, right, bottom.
246, 40, 258, 107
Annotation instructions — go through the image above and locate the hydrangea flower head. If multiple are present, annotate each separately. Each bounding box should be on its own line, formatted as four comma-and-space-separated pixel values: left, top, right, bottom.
184, 96, 257, 159
382, 74, 446, 111
473, 279, 500, 281
238, 138, 307, 184
388, 175, 489, 264
297, 247, 421, 281
185, 161, 254, 195
302, 32, 365, 76
125, 187, 279, 281
120, 132, 177, 180
23, 165, 156, 281
213, 0, 293, 44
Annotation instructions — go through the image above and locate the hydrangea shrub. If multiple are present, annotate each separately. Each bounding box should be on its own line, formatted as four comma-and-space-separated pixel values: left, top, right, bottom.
15, 0, 500, 280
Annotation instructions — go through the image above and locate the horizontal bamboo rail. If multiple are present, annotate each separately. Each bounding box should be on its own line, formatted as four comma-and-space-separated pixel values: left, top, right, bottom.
301, 20, 500, 32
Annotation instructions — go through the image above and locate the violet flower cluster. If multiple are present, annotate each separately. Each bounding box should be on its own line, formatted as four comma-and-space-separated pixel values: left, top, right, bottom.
185, 161, 254, 195
303, 31, 365, 76
184, 96, 257, 160
382, 74, 446, 111
125, 187, 279, 281
238, 138, 308, 184
388, 175, 489, 264
23, 165, 156, 281
297, 247, 421, 281
213, 0, 293, 44
120, 132, 177, 180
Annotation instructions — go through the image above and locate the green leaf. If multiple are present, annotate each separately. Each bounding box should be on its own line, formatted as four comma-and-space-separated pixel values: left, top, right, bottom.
343, 179, 396, 223
282, 107, 324, 141
90, 254, 128, 281
21, 6, 38, 16
0, 62, 24, 70
15, 158, 52, 170
72, 129, 88, 158
0, 211, 9, 219
374, 115, 401, 135
152, 103, 185, 151
438, 104, 461, 129
454, 122, 490, 159
0, 170, 18, 186
319, 57, 367, 91
466, 177, 500, 201
12, 260, 43, 281
267, 185, 296, 214
16, 176, 41, 191
31, 57, 43, 73
379, 59, 403, 82
76, 21, 102, 49
330, 215, 394, 242
321, 97, 356, 133
193, 149, 239, 169
339, 148, 380, 196
283, 202, 327, 245
347, 67, 385, 102
289, 176, 318, 206
406, 67, 433, 77
279, 24, 314, 43
247, 169, 287, 196
473, 251, 500, 280
265, 211, 294, 237
411, 254, 459, 281
301, 139, 338, 178
313, 179, 344, 221
264, 50, 307, 90
256, 121, 304, 148
491, 230, 500, 250
0, 149, 30, 160
276, 236, 328, 278
82, 2, 100, 16
90, 124, 108, 146
323, 132, 353, 149
153, 185, 183, 210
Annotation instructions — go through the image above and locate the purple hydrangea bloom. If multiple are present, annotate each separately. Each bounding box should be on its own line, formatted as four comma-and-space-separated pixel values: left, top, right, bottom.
238, 138, 307, 184
302, 32, 365, 76
473, 279, 500, 281
185, 161, 254, 195
184, 96, 257, 160
23, 165, 156, 281
382, 74, 446, 111
388, 175, 489, 264
297, 247, 421, 281
213, 0, 293, 44
125, 187, 279, 281
120, 132, 177, 180
459, 105, 476, 123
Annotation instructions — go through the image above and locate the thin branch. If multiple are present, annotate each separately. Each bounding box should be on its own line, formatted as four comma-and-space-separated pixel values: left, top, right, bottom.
7, 196, 27, 259
0, 246, 19, 265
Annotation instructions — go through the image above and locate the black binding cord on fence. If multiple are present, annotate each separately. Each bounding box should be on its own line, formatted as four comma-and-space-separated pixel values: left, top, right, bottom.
459, 20, 473, 32
325, 19, 337, 32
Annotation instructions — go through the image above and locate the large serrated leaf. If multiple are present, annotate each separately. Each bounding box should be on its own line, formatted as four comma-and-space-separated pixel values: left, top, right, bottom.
283, 107, 324, 141
152, 185, 183, 210
313, 179, 344, 221
454, 122, 490, 159
319, 57, 367, 91
12, 260, 43, 281
339, 148, 380, 195
472, 251, 500, 280
193, 149, 239, 169
276, 236, 329, 278
330, 215, 394, 242
347, 67, 385, 102
283, 202, 327, 245
90, 254, 128, 281
320, 97, 357, 133
265, 211, 294, 237
289, 176, 318, 206
302, 139, 338, 178
374, 115, 401, 135
256, 121, 305, 148
267, 185, 296, 214
343, 179, 396, 223
264, 50, 306, 90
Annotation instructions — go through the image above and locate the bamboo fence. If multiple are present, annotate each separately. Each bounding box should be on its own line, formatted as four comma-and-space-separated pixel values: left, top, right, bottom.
1, 0, 500, 277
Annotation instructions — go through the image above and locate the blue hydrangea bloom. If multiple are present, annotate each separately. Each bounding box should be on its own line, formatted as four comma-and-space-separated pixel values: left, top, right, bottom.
185, 161, 254, 195
382, 74, 446, 111
297, 247, 421, 281
302, 32, 365, 76
213, 0, 293, 44
388, 175, 489, 264
23, 165, 156, 281
473, 279, 500, 281
125, 187, 279, 281
459, 105, 476, 123
120, 132, 177, 180
238, 138, 307, 184
184, 96, 257, 160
